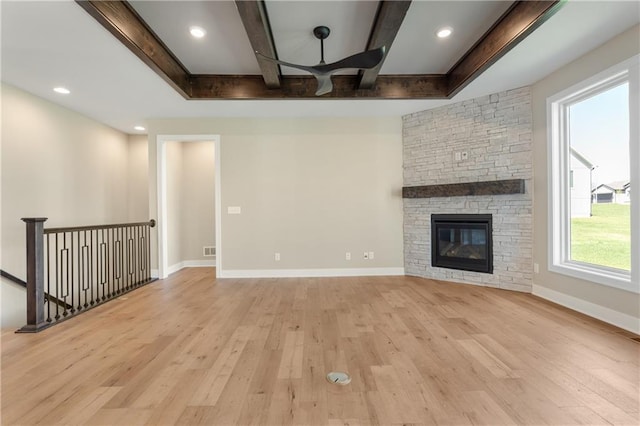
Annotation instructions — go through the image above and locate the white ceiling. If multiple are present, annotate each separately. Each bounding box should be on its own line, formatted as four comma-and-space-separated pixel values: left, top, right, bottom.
1, 1, 639, 134
128, 0, 511, 75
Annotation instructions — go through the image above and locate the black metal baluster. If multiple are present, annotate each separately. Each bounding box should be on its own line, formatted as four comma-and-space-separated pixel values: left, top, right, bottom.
54, 233, 60, 321
107, 228, 112, 299
62, 232, 75, 315
45, 233, 51, 323
90, 229, 95, 306
64, 233, 70, 316
100, 229, 106, 301
136, 225, 141, 286
127, 226, 132, 291
54, 233, 62, 321
140, 225, 146, 282
120, 227, 124, 293
147, 223, 151, 281
113, 228, 117, 295
78, 231, 83, 311
77, 231, 82, 311
70, 231, 76, 315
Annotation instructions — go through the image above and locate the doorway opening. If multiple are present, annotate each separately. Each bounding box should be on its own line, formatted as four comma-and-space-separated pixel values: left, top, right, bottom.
156, 135, 221, 278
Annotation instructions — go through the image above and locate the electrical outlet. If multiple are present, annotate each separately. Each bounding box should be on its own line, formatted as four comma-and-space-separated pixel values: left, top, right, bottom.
368, 251, 374, 260
454, 152, 461, 161
345, 252, 351, 260
363, 252, 369, 260
275, 252, 281, 261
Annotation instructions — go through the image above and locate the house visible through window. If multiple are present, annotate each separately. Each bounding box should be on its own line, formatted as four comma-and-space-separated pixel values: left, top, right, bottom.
548, 56, 638, 292
569, 83, 630, 271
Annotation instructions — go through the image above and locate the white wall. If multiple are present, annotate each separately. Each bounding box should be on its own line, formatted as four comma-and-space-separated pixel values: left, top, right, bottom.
531, 25, 640, 329
0, 84, 148, 328
148, 118, 404, 276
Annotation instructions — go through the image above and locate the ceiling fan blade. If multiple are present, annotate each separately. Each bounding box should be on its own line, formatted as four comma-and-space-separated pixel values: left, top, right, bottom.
314, 74, 333, 96
313, 46, 386, 73
255, 52, 317, 74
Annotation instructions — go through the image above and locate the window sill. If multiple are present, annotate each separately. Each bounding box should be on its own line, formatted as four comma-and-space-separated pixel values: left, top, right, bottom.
549, 261, 637, 294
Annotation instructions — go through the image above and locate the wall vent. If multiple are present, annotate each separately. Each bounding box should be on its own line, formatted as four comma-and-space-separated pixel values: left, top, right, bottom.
203, 246, 216, 257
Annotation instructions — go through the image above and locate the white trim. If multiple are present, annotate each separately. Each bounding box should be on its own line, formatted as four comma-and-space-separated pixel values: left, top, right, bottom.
214, 138, 222, 279
166, 262, 183, 276
183, 260, 216, 267
156, 135, 221, 279
547, 55, 639, 293
532, 283, 640, 334
219, 267, 405, 279
151, 269, 159, 279
165, 260, 216, 276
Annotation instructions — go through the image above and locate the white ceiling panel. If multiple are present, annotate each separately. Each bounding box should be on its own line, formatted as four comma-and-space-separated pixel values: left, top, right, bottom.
382, 1, 513, 74
129, 0, 261, 74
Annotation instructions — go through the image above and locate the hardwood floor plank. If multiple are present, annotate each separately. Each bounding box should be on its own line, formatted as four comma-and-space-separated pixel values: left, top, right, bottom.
2, 268, 638, 425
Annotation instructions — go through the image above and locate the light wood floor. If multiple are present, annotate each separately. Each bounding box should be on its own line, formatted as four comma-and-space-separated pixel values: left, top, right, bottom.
1, 268, 638, 425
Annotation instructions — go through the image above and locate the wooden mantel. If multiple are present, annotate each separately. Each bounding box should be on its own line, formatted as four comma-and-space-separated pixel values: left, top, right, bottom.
402, 179, 525, 198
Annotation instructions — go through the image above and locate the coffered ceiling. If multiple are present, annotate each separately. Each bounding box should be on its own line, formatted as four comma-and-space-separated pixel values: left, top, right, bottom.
1, 1, 639, 133
76, 0, 562, 99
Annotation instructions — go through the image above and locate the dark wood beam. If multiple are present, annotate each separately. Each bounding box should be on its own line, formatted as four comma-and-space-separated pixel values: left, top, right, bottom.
447, 0, 566, 97
358, 0, 412, 89
190, 74, 447, 99
75, 0, 191, 98
235, 0, 281, 89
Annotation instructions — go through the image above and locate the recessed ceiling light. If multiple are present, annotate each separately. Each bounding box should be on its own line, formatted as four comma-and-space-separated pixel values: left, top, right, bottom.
189, 26, 206, 39
436, 27, 453, 39
53, 87, 70, 94
134, 125, 146, 131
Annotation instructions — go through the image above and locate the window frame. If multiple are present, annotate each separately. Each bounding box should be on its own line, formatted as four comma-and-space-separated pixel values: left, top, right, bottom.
547, 55, 639, 293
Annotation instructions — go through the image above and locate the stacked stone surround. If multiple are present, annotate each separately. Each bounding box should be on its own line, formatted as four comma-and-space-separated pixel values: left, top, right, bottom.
403, 87, 533, 292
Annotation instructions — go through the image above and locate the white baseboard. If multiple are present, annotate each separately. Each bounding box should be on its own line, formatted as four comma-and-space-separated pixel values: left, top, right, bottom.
151, 269, 159, 279
219, 267, 405, 279
532, 283, 640, 334
183, 260, 216, 267
166, 260, 216, 276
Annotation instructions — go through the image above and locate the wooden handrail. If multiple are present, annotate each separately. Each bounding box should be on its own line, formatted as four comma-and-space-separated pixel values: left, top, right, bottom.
44, 219, 156, 234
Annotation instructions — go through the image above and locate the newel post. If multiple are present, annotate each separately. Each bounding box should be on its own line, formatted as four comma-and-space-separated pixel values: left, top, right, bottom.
19, 218, 48, 332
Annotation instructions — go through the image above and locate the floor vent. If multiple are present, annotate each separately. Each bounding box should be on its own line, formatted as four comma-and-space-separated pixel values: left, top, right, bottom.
326, 372, 351, 385
203, 246, 216, 257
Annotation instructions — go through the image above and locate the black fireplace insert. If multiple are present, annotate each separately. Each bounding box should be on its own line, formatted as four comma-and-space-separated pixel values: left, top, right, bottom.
431, 214, 493, 274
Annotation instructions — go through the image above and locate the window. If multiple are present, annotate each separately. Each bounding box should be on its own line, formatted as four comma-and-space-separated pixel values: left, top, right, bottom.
548, 56, 639, 292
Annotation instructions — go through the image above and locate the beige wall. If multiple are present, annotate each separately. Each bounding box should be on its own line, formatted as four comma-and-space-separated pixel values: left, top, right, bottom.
147, 118, 404, 273
166, 141, 183, 267
127, 134, 150, 221
1, 84, 149, 327
180, 141, 215, 263
531, 25, 640, 319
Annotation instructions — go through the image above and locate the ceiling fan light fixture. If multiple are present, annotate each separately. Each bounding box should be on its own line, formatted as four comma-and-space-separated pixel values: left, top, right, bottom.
436, 27, 453, 39
189, 26, 206, 39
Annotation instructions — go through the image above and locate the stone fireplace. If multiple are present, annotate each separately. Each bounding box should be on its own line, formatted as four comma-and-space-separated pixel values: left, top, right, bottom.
403, 87, 533, 292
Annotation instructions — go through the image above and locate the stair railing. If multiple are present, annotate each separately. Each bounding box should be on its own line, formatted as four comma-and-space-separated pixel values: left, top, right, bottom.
18, 218, 156, 332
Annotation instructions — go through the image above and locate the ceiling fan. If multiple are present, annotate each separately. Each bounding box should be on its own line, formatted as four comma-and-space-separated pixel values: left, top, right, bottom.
256, 26, 386, 96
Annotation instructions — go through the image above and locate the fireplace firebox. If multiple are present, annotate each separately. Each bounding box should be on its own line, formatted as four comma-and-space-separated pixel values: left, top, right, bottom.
431, 214, 493, 274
